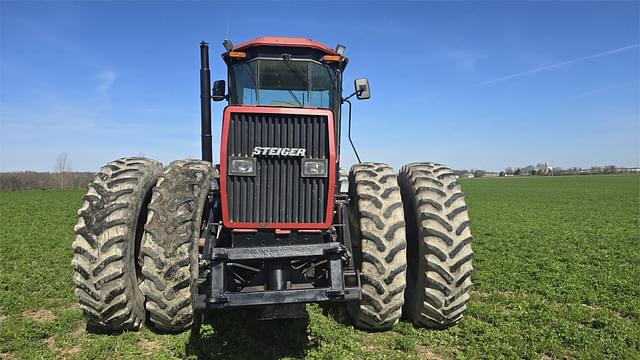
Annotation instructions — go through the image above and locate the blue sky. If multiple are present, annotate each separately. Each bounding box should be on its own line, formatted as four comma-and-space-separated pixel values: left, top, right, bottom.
1, 1, 638, 172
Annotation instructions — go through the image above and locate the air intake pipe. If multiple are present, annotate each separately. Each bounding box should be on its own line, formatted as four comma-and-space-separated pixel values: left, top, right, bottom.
200, 41, 213, 163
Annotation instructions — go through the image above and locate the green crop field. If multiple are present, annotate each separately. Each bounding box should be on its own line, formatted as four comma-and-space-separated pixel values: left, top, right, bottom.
1, 175, 639, 359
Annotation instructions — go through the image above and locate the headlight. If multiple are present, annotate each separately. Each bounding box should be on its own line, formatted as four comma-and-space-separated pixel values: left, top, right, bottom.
229, 157, 256, 176
302, 159, 328, 177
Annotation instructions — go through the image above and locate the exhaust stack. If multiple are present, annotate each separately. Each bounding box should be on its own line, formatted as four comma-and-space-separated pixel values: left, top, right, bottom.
200, 41, 213, 163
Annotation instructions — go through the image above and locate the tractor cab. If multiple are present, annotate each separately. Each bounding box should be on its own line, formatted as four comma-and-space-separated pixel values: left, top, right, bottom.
219, 37, 347, 118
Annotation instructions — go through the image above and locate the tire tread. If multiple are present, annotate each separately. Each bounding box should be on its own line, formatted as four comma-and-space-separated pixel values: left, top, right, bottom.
348, 163, 407, 330
71, 157, 162, 331
140, 160, 214, 333
399, 162, 473, 329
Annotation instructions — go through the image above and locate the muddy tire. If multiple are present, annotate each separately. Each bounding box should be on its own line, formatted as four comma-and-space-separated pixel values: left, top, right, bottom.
72, 157, 162, 331
347, 163, 407, 330
398, 163, 473, 329
140, 160, 215, 333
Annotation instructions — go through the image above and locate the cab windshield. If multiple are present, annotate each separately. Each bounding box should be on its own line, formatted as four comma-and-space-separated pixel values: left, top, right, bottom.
229, 59, 339, 112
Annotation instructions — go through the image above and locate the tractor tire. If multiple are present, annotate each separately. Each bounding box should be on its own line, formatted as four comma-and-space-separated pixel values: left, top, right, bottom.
347, 163, 407, 330
398, 163, 473, 329
72, 157, 163, 331
140, 160, 215, 333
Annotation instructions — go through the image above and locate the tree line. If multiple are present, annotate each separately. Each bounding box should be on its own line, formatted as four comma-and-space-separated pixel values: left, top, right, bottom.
453, 164, 636, 178
504, 164, 626, 176
0, 171, 95, 192
0, 153, 95, 192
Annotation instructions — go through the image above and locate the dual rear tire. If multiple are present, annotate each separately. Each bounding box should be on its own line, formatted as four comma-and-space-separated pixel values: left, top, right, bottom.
348, 162, 473, 330
72, 158, 214, 332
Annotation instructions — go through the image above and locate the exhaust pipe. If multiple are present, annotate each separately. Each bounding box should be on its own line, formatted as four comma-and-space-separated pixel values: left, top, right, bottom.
200, 41, 213, 163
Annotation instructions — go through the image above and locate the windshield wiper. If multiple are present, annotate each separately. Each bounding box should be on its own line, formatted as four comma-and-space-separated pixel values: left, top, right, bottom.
282, 54, 308, 107
287, 90, 303, 107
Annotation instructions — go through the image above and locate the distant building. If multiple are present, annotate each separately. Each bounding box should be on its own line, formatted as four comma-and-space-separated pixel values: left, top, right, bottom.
615, 167, 640, 173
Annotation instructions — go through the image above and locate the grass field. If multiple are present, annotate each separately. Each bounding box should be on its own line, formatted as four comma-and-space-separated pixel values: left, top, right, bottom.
1, 175, 639, 359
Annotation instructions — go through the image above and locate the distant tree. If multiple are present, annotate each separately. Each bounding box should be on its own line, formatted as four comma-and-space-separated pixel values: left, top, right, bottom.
530, 168, 537, 176
536, 163, 545, 170
505, 167, 513, 175
55, 153, 72, 190
514, 168, 521, 176
499, 171, 506, 177
473, 170, 485, 178
604, 165, 616, 174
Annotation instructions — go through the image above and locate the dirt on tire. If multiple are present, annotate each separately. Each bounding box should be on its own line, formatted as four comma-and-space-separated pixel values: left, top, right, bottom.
72, 157, 162, 331
347, 162, 407, 330
398, 162, 473, 329
140, 160, 215, 333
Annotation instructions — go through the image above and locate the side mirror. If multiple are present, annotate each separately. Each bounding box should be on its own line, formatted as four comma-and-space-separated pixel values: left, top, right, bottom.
212, 80, 226, 101
354, 78, 370, 100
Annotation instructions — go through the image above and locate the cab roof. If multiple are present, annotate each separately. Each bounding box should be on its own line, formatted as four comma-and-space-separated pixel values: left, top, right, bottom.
232, 36, 339, 56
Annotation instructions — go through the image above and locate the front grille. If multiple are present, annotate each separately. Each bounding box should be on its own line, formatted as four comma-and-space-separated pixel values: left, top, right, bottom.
226, 112, 330, 224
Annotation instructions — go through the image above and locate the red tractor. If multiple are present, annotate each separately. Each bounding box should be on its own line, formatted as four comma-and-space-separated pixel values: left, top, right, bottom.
72, 37, 473, 333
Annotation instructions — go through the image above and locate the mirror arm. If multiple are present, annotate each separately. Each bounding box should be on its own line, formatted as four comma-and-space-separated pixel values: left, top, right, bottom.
343, 99, 362, 163
342, 89, 363, 103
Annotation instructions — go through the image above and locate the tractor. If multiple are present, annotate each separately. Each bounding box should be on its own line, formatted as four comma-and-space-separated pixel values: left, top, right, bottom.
72, 37, 473, 333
